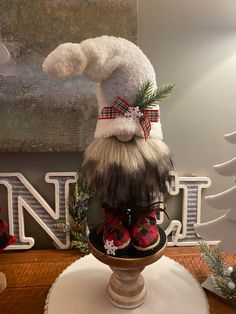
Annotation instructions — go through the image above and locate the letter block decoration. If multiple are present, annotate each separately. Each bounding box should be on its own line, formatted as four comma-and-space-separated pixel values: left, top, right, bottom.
0, 172, 212, 250
0, 172, 77, 250
160, 173, 212, 246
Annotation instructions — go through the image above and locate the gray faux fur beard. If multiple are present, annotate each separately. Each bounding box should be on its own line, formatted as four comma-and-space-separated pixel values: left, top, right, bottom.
82, 136, 173, 208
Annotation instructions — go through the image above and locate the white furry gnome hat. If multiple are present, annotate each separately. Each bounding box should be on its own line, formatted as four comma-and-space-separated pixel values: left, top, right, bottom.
43, 36, 173, 142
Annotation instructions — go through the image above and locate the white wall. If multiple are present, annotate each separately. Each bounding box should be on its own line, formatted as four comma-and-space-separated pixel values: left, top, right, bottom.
138, 0, 236, 222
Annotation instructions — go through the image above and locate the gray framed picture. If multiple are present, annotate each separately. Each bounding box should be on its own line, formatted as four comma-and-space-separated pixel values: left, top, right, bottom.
0, 0, 137, 152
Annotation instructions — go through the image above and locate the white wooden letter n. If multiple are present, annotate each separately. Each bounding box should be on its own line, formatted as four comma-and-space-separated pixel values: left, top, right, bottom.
0, 172, 77, 250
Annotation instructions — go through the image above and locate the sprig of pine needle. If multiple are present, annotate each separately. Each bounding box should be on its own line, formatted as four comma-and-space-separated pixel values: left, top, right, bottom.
199, 241, 227, 277
214, 276, 236, 301
198, 241, 236, 303
55, 173, 91, 256
134, 81, 174, 109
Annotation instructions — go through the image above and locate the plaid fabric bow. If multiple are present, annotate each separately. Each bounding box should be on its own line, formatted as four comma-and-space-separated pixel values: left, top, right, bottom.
98, 96, 159, 140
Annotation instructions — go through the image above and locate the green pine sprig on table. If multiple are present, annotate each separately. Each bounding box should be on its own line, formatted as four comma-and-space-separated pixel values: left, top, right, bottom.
133, 81, 174, 109
199, 241, 236, 302
214, 276, 236, 301
199, 241, 227, 276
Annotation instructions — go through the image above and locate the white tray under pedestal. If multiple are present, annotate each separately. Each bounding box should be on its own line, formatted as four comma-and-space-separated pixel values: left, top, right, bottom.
45, 254, 209, 314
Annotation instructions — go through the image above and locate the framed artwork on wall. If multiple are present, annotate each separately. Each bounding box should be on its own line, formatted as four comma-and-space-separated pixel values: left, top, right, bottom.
0, 0, 137, 152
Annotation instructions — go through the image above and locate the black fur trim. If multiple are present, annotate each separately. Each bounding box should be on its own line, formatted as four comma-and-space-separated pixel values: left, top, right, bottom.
82, 137, 174, 207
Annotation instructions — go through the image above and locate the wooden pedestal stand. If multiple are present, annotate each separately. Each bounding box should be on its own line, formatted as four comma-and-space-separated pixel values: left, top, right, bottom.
88, 226, 166, 309
44, 236, 209, 314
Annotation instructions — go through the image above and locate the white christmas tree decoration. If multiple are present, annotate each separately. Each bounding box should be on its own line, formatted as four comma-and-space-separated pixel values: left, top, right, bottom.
195, 131, 236, 252
214, 158, 236, 177
224, 131, 236, 144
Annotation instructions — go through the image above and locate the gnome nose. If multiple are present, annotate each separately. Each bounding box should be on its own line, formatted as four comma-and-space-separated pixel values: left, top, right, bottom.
116, 132, 134, 142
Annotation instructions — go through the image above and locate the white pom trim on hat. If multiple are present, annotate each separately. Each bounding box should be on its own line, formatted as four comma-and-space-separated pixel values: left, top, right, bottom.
95, 117, 163, 140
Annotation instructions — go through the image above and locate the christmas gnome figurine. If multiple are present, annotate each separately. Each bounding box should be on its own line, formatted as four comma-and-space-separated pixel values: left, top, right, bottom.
43, 36, 174, 255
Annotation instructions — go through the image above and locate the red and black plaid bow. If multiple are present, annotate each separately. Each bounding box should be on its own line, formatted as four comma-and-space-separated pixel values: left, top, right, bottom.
98, 96, 159, 140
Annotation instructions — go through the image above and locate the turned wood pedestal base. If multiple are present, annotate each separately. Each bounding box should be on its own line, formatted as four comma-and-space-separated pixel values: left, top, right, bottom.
107, 266, 146, 308
88, 226, 166, 309
44, 253, 209, 314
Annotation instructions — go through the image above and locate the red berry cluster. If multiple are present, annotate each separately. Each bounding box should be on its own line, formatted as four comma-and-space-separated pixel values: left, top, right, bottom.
0, 208, 16, 251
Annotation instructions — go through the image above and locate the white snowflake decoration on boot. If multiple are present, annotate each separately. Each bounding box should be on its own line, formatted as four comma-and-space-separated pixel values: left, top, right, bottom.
124, 107, 143, 121
104, 239, 117, 256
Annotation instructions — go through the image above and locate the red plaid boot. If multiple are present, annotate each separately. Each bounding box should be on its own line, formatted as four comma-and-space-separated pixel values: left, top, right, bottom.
131, 205, 160, 251
103, 204, 131, 252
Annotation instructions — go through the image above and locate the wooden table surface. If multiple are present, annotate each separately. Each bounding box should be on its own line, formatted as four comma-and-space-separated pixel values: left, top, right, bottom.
0, 247, 236, 314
